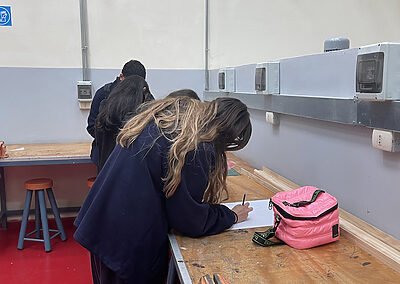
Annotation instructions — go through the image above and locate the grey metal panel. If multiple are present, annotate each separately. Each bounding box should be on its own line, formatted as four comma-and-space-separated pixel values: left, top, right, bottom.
204, 91, 357, 124
209, 49, 358, 98
235, 64, 257, 92
204, 91, 400, 132
267, 95, 356, 124
280, 49, 358, 98
209, 69, 219, 91
357, 101, 400, 132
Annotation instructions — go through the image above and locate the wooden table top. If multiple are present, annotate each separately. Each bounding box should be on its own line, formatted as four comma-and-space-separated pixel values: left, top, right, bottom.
6, 143, 91, 159
0, 143, 92, 166
172, 155, 400, 283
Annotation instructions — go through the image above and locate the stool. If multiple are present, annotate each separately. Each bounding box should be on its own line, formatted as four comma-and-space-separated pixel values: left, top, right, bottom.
17, 178, 67, 252
87, 177, 96, 188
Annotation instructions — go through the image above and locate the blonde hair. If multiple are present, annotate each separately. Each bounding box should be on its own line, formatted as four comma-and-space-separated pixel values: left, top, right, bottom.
118, 96, 251, 203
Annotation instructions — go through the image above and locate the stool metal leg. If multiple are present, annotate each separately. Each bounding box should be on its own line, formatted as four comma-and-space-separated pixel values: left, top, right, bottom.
0, 167, 7, 229
35, 192, 41, 238
17, 190, 33, 250
38, 190, 51, 252
46, 189, 66, 241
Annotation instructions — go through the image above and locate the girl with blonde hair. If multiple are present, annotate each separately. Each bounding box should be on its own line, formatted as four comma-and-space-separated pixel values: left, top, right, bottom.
75, 92, 253, 284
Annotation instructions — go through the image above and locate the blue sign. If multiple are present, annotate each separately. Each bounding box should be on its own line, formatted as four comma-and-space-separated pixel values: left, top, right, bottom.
0, 6, 12, 26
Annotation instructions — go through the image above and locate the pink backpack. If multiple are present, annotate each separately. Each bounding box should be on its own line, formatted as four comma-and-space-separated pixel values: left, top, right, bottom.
253, 186, 339, 249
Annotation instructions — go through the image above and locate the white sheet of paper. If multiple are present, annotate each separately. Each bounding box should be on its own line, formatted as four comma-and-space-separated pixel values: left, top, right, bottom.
223, 199, 274, 230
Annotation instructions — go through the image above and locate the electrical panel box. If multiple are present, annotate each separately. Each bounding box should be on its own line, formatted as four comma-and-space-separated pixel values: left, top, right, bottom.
77, 81, 92, 110
356, 43, 400, 100
372, 129, 400, 152
218, 68, 235, 92
77, 81, 92, 100
255, 62, 280, 95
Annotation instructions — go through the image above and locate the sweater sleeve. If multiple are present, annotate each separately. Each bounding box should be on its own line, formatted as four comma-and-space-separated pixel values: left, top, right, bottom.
165, 144, 236, 237
87, 87, 105, 138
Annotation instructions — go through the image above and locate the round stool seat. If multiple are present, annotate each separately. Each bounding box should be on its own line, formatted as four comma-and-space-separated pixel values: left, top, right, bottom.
24, 178, 53, 190
87, 177, 96, 188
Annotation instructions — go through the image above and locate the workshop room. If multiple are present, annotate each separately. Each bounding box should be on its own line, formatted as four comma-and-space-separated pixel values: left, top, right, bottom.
0, 0, 399, 283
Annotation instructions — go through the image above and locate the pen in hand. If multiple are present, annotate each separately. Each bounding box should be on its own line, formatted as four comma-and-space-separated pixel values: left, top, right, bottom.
231, 193, 253, 223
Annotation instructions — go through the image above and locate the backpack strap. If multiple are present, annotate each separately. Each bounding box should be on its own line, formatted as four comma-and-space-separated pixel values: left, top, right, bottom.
252, 215, 284, 247
282, 189, 325, 208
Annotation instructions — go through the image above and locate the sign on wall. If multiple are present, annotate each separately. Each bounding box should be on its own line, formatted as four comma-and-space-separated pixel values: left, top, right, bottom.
0, 6, 12, 26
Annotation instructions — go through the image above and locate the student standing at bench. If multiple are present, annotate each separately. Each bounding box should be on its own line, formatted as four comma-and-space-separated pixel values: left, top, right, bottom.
95, 75, 154, 172
86, 60, 147, 167
74, 96, 253, 284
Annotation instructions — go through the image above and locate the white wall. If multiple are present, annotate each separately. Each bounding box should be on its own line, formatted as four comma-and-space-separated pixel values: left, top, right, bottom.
87, 0, 204, 69
208, 0, 400, 68
0, 0, 81, 68
0, 0, 205, 69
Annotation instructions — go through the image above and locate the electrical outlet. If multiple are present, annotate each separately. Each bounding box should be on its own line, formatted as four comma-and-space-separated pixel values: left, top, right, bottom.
265, 112, 280, 125
372, 129, 400, 152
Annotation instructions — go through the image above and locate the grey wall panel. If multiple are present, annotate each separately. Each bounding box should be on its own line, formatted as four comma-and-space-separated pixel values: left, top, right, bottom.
0, 67, 203, 144
0, 67, 88, 144
235, 109, 400, 238
145, 69, 204, 99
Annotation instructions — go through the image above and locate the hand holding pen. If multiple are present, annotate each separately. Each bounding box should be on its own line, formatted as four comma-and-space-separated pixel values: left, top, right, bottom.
231, 193, 253, 223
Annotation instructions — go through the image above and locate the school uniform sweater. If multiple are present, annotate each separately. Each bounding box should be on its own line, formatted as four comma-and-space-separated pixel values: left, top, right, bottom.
86, 78, 119, 166
74, 123, 236, 283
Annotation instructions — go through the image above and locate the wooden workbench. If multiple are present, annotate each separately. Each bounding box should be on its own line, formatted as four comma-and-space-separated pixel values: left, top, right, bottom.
2, 143, 91, 163
0, 143, 92, 228
170, 155, 400, 283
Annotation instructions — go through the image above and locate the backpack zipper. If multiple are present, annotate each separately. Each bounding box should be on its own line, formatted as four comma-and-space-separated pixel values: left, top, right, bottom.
270, 200, 338, 221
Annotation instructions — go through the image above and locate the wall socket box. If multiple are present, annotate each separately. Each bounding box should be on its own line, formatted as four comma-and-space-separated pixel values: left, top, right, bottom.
218, 68, 236, 92
356, 43, 400, 100
372, 129, 400, 152
77, 81, 92, 110
265, 111, 280, 125
255, 62, 280, 95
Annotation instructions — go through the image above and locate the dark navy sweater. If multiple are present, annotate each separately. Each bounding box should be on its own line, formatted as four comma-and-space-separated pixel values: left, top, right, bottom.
86, 78, 119, 165
74, 123, 236, 283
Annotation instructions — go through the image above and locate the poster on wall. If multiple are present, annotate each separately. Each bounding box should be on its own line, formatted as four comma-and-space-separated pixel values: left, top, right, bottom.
0, 6, 12, 26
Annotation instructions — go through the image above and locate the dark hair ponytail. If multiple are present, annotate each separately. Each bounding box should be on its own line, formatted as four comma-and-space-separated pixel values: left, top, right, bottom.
96, 75, 153, 132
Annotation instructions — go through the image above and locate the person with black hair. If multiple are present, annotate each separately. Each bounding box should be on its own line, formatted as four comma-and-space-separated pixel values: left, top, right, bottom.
95, 75, 154, 172
166, 88, 200, 100
86, 60, 147, 166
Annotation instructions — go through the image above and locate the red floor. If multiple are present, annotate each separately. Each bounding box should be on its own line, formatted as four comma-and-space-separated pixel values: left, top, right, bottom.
0, 217, 92, 284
